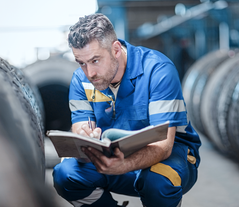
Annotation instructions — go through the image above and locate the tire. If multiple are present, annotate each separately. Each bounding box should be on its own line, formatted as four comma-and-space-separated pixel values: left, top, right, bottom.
23, 56, 79, 131
182, 49, 237, 134
226, 78, 239, 161
23, 56, 79, 168
201, 53, 239, 154
0, 57, 45, 177
0, 57, 64, 206
0, 129, 59, 207
217, 63, 239, 157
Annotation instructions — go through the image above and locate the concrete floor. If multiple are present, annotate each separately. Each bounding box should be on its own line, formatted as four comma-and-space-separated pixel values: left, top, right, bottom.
45, 134, 239, 207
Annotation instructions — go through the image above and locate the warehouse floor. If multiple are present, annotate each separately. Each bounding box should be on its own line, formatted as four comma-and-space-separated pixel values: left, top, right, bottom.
45, 133, 239, 207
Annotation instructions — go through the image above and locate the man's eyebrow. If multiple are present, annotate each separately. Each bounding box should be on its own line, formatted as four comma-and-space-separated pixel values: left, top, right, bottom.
86, 55, 100, 62
75, 55, 100, 63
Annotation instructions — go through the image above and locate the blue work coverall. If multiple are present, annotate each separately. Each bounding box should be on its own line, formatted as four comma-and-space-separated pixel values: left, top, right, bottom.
53, 40, 201, 207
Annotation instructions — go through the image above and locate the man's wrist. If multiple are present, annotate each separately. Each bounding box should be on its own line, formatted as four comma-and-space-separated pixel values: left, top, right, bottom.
121, 157, 135, 174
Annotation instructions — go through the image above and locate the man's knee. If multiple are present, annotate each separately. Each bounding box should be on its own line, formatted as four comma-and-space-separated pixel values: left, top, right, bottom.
52, 158, 93, 201
52, 158, 107, 201
53, 159, 76, 200
135, 166, 182, 207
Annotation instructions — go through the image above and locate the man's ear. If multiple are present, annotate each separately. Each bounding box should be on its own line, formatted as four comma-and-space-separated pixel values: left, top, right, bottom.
112, 41, 122, 58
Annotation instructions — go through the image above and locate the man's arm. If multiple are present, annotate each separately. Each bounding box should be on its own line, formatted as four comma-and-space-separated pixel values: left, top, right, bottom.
82, 126, 176, 175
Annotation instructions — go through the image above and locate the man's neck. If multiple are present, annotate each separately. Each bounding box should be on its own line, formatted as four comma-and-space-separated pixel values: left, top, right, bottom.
111, 45, 127, 84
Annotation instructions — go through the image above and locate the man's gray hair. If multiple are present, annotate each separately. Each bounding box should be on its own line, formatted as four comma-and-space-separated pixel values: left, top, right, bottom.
68, 13, 117, 50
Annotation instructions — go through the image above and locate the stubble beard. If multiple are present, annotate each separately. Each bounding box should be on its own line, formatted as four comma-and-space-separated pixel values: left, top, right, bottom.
90, 56, 119, 91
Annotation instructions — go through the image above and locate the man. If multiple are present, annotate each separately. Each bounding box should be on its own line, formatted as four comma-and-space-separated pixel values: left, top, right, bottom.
53, 13, 201, 207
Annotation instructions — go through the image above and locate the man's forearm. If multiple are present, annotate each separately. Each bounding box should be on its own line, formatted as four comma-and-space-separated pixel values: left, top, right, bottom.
123, 140, 173, 173
122, 127, 176, 173
81, 126, 176, 175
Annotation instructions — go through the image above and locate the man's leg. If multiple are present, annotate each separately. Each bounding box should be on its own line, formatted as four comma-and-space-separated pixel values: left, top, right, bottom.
53, 158, 138, 207
134, 142, 198, 207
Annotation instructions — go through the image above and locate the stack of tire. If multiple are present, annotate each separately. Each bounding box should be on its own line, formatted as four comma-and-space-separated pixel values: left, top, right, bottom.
182, 49, 239, 161
0, 57, 63, 206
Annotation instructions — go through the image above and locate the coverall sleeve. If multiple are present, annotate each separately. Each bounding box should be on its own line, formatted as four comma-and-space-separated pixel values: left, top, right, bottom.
148, 62, 188, 130
69, 72, 95, 124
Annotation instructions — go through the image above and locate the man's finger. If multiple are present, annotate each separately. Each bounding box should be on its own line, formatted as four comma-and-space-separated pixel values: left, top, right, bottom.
82, 147, 102, 160
113, 148, 122, 157
93, 127, 102, 139
80, 124, 93, 137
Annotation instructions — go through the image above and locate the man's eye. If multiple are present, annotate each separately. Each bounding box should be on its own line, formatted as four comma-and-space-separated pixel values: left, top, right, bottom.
93, 60, 99, 63
79, 62, 86, 66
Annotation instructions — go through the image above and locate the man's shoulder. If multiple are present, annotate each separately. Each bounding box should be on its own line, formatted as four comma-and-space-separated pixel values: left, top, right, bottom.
141, 47, 174, 66
124, 40, 174, 67
72, 68, 89, 82
73, 67, 85, 77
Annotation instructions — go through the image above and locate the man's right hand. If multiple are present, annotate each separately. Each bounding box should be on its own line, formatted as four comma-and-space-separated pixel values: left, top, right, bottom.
72, 121, 102, 139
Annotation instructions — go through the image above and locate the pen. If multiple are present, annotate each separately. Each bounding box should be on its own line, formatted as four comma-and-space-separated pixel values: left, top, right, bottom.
88, 117, 93, 130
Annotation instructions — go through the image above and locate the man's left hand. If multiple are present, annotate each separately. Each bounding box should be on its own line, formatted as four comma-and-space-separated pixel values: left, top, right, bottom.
81, 146, 127, 175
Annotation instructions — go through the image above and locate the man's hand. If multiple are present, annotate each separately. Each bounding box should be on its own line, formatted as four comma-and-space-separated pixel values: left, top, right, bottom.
72, 121, 128, 174
81, 146, 128, 175
72, 121, 101, 139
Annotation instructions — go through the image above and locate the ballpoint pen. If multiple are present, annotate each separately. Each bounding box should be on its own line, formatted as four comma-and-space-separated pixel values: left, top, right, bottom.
88, 117, 93, 130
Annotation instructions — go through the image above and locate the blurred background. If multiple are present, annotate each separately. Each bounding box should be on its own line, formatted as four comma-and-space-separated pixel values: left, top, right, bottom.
1, 0, 239, 80
0, 0, 239, 206
0, 0, 98, 68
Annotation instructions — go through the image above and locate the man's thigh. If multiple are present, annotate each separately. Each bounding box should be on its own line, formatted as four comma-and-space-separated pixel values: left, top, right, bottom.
53, 158, 139, 201
134, 142, 198, 207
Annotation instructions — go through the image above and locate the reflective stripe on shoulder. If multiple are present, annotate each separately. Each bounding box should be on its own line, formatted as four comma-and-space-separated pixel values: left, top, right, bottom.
149, 99, 186, 115
150, 163, 181, 186
85, 89, 111, 102
82, 82, 94, 90
69, 100, 93, 111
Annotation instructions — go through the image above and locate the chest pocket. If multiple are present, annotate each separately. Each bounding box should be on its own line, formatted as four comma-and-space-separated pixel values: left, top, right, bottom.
124, 105, 149, 130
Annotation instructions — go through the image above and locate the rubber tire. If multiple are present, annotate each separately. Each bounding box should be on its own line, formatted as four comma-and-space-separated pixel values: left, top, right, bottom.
23, 56, 79, 131
201, 53, 239, 154
0, 57, 45, 177
227, 80, 239, 161
217, 63, 239, 159
0, 129, 59, 207
182, 49, 237, 134
0, 57, 66, 206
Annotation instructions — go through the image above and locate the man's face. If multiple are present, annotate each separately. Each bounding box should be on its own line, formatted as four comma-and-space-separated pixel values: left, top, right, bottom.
72, 40, 119, 91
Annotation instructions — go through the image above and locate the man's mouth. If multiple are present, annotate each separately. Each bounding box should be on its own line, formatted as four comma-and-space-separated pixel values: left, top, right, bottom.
91, 78, 100, 83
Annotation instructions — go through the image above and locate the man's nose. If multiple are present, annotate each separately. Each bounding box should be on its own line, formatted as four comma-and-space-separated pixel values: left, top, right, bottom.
87, 66, 97, 78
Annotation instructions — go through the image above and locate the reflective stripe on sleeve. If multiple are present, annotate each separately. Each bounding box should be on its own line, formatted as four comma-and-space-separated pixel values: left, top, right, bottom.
176, 125, 187, 133
149, 99, 186, 115
69, 100, 93, 112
